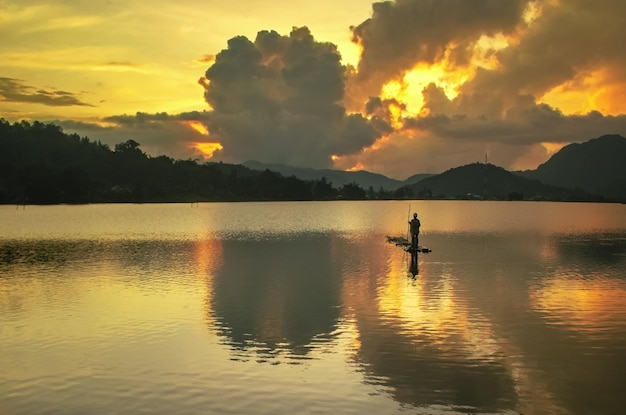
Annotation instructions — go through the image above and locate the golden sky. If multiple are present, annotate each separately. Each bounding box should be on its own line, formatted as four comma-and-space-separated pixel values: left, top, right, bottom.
2, 0, 626, 178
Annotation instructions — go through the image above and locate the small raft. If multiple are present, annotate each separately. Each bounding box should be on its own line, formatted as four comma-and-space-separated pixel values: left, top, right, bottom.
386, 236, 432, 253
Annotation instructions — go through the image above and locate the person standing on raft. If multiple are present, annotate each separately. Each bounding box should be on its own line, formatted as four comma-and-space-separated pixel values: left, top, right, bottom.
409, 212, 421, 249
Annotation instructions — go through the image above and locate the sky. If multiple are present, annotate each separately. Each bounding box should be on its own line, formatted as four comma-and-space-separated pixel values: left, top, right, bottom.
2, 0, 626, 179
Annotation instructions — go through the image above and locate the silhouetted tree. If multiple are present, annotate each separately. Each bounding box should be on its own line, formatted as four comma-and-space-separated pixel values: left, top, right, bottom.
339, 182, 366, 200
0, 118, 420, 204
393, 186, 414, 199
312, 177, 337, 200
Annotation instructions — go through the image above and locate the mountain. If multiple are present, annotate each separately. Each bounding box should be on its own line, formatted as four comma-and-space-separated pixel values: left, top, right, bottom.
243, 160, 406, 190
408, 163, 592, 200
517, 134, 626, 199
404, 173, 435, 184
243, 133, 625, 201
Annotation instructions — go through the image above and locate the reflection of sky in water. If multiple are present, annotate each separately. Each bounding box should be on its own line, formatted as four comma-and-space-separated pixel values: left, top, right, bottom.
1, 202, 625, 415
2, 201, 625, 241
529, 234, 626, 339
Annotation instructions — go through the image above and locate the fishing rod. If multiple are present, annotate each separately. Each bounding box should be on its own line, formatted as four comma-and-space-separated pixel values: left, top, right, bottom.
406, 203, 411, 243
403, 203, 411, 263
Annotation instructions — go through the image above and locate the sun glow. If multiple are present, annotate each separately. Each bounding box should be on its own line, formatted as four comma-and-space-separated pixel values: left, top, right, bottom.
193, 142, 223, 159
185, 121, 222, 158
184, 120, 209, 135
539, 67, 626, 115
347, 162, 366, 172
377, 33, 513, 119
523, 0, 544, 24
379, 61, 473, 117
541, 142, 566, 156
473, 33, 510, 69
330, 134, 393, 173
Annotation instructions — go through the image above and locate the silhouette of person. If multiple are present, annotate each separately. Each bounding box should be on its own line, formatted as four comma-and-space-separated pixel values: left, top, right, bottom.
409, 212, 421, 249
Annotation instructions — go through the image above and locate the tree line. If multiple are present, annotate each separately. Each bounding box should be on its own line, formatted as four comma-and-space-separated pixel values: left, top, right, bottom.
0, 119, 398, 204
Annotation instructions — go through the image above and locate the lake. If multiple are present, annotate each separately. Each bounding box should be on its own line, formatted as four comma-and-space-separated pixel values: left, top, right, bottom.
1, 201, 625, 415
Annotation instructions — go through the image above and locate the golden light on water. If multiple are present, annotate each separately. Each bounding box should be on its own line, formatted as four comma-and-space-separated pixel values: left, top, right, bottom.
194, 238, 223, 278
530, 276, 626, 333
376, 263, 504, 362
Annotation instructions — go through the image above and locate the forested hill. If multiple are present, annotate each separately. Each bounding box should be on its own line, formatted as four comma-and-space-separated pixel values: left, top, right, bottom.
2, 119, 622, 204
518, 134, 626, 199
408, 163, 594, 201
0, 119, 365, 204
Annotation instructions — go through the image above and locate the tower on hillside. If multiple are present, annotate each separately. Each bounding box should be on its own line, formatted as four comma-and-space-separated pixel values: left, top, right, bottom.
483, 154, 488, 200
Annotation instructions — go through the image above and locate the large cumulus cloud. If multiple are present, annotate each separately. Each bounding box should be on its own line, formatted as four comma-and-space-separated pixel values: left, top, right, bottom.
342, 0, 626, 175
348, 0, 528, 104
56, 0, 626, 178
200, 27, 381, 168
454, 0, 626, 116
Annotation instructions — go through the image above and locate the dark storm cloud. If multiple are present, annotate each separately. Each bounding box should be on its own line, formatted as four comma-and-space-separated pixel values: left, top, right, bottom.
407, 106, 626, 145
365, 96, 405, 122
200, 26, 381, 168
401, 85, 626, 172
47, 0, 626, 178
56, 111, 214, 160
102, 111, 211, 128
349, 0, 528, 100
460, 0, 626, 105
349, 0, 626, 174
410, 78, 626, 151
421, 83, 454, 116
104, 112, 171, 125
0, 77, 94, 107
409, 0, 626, 144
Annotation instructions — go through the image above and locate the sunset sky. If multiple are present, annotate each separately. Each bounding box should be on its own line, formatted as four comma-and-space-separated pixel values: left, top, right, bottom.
2, 0, 626, 179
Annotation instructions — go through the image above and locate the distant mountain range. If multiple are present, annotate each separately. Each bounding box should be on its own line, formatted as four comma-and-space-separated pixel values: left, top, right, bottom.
7, 119, 622, 203
245, 134, 626, 202
243, 160, 428, 191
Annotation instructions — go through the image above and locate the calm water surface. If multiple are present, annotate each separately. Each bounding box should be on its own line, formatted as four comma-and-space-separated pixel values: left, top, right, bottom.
1, 201, 625, 415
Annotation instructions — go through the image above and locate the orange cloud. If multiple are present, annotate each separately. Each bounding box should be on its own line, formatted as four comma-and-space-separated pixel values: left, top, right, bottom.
192, 142, 223, 159
183, 119, 222, 159
375, 32, 511, 120
539, 68, 626, 116
184, 120, 209, 135
332, 134, 395, 174
346, 162, 366, 172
